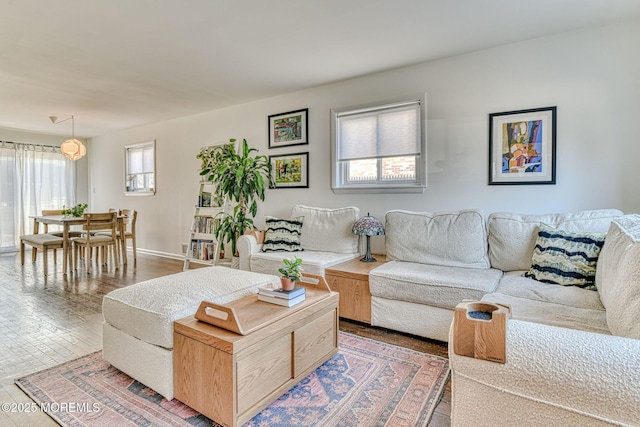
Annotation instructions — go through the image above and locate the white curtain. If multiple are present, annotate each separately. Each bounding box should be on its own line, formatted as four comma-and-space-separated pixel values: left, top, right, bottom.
0, 141, 75, 252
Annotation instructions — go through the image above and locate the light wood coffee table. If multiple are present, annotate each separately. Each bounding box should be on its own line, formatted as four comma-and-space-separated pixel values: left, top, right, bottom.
173, 275, 338, 427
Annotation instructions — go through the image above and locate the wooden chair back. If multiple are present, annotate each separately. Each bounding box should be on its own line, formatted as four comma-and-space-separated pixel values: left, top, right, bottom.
83, 212, 118, 235
40, 209, 64, 233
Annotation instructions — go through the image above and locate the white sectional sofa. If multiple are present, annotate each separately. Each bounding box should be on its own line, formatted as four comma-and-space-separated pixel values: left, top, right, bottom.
365, 207, 639, 425
238, 204, 361, 276
369, 208, 624, 341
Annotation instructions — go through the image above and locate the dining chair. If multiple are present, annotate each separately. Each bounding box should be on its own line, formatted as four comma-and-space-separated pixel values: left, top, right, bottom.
20, 233, 64, 276
92, 208, 123, 259
19, 210, 68, 273
93, 209, 137, 264
73, 212, 119, 274
42, 209, 86, 236
120, 209, 138, 263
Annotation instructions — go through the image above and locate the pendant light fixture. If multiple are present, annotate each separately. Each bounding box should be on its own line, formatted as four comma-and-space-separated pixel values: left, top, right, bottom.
49, 115, 87, 161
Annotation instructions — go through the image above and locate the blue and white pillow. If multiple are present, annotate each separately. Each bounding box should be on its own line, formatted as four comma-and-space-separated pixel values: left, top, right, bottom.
524, 224, 606, 290
261, 216, 304, 252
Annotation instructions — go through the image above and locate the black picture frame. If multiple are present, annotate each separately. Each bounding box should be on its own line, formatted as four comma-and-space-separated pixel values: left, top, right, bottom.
268, 108, 308, 148
269, 152, 309, 188
488, 106, 556, 185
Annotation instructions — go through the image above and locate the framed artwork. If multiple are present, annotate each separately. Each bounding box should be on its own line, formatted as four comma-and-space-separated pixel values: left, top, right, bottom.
488, 106, 556, 185
268, 108, 308, 148
270, 152, 309, 188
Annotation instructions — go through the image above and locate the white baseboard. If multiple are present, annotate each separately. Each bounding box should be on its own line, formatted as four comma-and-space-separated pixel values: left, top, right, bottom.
131, 247, 184, 261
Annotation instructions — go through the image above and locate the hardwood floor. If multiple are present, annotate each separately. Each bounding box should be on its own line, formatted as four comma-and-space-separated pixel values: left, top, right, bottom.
0, 250, 451, 426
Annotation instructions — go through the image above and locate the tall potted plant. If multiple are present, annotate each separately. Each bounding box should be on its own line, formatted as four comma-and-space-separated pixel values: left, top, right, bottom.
198, 138, 273, 262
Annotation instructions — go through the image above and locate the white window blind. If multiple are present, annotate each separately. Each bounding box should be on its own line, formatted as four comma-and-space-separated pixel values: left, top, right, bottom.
127, 144, 154, 174
331, 96, 426, 194
336, 101, 420, 161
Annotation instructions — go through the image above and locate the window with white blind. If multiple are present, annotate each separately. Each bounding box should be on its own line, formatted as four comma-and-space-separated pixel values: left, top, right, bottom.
125, 140, 155, 195
331, 95, 426, 193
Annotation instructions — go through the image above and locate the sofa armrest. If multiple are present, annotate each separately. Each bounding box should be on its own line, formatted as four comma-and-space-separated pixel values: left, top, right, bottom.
237, 234, 262, 271
449, 319, 640, 425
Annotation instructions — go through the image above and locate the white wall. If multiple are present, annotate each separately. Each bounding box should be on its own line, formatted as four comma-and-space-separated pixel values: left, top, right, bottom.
0, 127, 89, 204
89, 19, 640, 257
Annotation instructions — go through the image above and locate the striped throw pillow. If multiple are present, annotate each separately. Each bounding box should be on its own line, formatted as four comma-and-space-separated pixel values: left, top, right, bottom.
523, 224, 606, 290
261, 216, 304, 252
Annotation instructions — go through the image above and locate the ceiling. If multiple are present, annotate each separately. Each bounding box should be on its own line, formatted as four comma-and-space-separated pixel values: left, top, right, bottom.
1, 0, 639, 138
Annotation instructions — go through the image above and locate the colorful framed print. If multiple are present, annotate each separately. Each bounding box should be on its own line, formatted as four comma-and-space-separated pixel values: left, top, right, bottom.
270, 152, 309, 188
489, 106, 556, 185
268, 108, 308, 148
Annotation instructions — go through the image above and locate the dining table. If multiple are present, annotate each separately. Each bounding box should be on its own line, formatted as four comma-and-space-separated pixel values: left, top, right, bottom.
32, 214, 127, 275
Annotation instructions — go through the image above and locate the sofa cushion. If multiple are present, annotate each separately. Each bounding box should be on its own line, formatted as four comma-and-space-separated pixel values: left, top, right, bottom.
261, 215, 304, 252
481, 293, 609, 335
495, 271, 606, 311
595, 214, 640, 339
385, 209, 490, 269
488, 209, 623, 272
290, 205, 359, 254
369, 261, 502, 309
250, 250, 358, 277
102, 267, 278, 349
523, 224, 605, 289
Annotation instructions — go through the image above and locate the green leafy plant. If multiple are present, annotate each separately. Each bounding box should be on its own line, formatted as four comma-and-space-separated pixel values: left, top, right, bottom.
197, 138, 274, 256
278, 257, 304, 282
61, 203, 88, 217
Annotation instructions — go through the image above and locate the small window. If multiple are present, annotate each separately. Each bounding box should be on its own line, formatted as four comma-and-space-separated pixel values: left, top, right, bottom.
331, 96, 426, 193
125, 140, 155, 195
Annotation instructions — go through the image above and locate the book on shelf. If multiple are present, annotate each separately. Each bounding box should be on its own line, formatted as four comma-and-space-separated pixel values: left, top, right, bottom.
199, 191, 212, 207
258, 283, 306, 299
258, 293, 306, 307
192, 214, 218, 234
190, 239, 214, 260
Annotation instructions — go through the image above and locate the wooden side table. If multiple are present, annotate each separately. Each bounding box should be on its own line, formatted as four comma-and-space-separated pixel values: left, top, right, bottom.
325, 255, 386, 324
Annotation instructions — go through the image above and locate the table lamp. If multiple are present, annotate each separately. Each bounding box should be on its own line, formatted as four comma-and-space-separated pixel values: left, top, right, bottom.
352, 213, 385, 262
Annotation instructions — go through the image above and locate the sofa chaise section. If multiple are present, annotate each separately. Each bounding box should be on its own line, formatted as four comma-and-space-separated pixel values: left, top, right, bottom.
102, 266, 278, 400
449, 319, 640, 426
449, 209, 640, 426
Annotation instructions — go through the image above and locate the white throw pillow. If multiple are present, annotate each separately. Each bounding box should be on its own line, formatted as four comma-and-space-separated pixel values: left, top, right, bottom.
290, 205, 360, 254
385, 209, 489, 269
595, 214, 640, 339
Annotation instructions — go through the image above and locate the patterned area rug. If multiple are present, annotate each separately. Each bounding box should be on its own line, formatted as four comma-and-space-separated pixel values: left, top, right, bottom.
16, 332, 449, 427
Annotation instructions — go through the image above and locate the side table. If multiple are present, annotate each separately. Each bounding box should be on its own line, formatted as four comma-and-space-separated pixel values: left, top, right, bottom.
325, 254, 386, 324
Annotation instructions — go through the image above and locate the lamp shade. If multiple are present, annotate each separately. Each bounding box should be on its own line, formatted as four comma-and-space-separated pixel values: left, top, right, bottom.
61, 138, 86, 161
352, 214, 384, 236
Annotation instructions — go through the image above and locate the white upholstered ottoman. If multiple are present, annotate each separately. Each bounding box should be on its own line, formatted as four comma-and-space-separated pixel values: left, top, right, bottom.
102, 266, 278, 400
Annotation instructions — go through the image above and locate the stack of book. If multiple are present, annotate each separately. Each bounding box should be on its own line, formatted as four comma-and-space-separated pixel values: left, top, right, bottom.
257, 283, 306, 307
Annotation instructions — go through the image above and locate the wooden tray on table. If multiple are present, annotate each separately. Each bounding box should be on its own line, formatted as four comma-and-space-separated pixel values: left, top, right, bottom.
194, 273, 333, 335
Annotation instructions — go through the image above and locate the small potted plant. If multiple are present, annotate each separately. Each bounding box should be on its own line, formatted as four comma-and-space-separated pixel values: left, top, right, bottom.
278, 257, 303, 291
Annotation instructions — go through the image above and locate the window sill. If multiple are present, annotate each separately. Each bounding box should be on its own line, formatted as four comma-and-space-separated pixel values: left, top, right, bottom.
332, 185, 425, 195
124, 190, 155, 196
